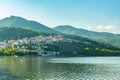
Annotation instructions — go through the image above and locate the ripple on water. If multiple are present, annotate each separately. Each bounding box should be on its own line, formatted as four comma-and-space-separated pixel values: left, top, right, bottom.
0, 57, 120, 80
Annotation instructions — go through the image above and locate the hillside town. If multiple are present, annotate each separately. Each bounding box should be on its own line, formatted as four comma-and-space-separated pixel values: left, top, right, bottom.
0, 35, 80, 56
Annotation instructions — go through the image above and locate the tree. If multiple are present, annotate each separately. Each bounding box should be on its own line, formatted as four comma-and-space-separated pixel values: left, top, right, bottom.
84, 47, 90, 51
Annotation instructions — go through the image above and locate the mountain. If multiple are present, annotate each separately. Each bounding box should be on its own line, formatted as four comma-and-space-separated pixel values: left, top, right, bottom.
0, 16, 119, 48
0, 27, 40, 41
0, 27, 120, 56
54, 25, 120, 48
0, 16, 58, 34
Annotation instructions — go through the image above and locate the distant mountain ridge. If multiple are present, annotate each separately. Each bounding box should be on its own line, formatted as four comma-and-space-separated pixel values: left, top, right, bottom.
0, 16, 58, 34
54, 25, 120, 48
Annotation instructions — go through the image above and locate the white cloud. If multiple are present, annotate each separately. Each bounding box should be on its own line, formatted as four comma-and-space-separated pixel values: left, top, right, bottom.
105, 25, 116, 30
86, 26, 93, 29
97, 25, 105, 30
97, 25, 117, 30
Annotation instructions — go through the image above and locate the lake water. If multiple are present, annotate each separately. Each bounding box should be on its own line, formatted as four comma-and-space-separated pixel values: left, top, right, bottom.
0, 56, 120, 80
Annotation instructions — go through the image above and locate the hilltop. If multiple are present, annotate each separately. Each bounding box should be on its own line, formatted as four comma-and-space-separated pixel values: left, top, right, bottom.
0, 16, 58, 34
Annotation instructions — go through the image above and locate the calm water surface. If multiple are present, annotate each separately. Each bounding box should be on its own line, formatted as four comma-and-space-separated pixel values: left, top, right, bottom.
0, 56, 120, 80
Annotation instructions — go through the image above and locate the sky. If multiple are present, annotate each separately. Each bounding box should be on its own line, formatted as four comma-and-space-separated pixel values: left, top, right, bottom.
0, 0, 120, 34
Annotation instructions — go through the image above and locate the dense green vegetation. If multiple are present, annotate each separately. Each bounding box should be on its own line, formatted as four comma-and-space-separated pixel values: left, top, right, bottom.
0, 27, 40, 41
0, 48, 38, 56
54, 25, 120, 48
44, 34, 120, 56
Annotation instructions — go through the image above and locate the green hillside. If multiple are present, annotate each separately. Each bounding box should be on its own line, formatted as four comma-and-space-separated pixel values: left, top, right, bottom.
54, 25, 120, 48
0, 27, 40, 41
0, 27, 119, 56
43, 34, 120, 56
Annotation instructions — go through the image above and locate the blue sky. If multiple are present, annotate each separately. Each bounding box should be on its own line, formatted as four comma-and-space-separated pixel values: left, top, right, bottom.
0, 0, 120, 34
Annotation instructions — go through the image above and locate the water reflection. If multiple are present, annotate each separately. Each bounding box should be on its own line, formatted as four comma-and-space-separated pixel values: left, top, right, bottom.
0, 57, 120, 80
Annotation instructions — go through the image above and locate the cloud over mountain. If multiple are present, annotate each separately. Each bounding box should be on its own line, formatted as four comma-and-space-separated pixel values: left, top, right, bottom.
97, 25, 117, 30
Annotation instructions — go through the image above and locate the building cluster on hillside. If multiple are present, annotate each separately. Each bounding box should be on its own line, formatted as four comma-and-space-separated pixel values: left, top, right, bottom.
0, 35, 80, 56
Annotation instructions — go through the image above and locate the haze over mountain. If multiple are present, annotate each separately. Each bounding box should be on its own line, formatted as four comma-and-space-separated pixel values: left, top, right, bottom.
0, 16, 58, 34
54, 25, 120, 48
